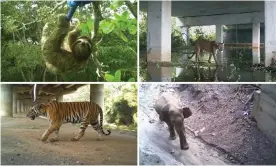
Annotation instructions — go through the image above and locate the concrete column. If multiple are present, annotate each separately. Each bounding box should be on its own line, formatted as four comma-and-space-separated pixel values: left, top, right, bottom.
265, 1, 276, 67
147, 65, 172, 82
90, 84, 104, 109
1, 85, 13, 117
216, 25, 223, 43
22, 104, 24, 112
20, 102, 24, 112
147, 1, 171, 62
12, 91, 17, 114
216, 25, 224, 65
25, 104, 30, 112
20, 101, 24, 112
252, 23, 261, 64
56, 94, 63, 102
16, 100, 20, 114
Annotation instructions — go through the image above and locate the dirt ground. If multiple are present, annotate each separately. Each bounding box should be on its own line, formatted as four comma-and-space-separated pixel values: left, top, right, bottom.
1, 114, 137, 165
139, 84, 276, 165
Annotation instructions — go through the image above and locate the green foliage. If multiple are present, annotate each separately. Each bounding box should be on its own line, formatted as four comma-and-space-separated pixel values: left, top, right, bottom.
189, 27, 216, 45
104, 84, 137, 128
104, 70, 136, 82
99, 10, 137, 42
138, 13, 147, 52
171, 18, 186, 51
1, 41, 44, 81
1, 1, 137, 82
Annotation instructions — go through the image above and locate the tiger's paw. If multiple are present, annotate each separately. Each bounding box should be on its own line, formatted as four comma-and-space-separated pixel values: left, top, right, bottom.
71, 138, 79, 141
96, 138, 103, 141
50, 138, 59, 142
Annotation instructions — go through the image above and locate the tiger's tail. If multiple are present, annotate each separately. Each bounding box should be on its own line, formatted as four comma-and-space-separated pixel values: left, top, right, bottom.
97, 105, 111, 136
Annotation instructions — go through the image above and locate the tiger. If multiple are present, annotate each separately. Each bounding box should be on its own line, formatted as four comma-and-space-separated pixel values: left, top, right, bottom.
27, 101, 111, 142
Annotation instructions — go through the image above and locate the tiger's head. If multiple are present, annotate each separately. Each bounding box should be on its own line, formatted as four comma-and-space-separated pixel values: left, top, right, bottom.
213, 42, 224, 51
27, 104, 46, 120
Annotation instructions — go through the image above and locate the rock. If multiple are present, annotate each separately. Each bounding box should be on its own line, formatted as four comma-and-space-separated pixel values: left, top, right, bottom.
199, 127, 205, 132
211, 133, 216, 136
149, 119, 155, 123
16, 153, 20, 156
170, 150, 175, 154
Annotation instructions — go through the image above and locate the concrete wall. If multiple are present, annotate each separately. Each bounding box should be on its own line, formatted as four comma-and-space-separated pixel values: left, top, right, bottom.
252, 85, 276, 144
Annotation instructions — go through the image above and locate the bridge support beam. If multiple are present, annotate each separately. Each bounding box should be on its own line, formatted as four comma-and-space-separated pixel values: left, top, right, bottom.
12, 90, 17, 115
56, 94, 63, 102
20, 102, 24, 113
16, 100, 20, 114
265, 1, 276, 67
216, 25, 224, 65
147, 1, 171, 62
1, 85, 13, 117
90, 84, 104, 109
252, 23, 261, 64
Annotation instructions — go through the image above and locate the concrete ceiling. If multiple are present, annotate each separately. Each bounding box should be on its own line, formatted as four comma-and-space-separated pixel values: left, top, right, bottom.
140, 1, 264, 17
14, 84, 85, 102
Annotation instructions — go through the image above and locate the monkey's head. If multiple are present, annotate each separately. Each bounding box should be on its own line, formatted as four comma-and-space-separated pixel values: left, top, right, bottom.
71, 36, 93, 61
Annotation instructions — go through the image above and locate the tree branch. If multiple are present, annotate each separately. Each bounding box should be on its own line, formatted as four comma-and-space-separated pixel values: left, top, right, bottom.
91, 1, 103, 42
125, 1, 137, 19
51, 0, 66, 13
91, 1, 106, 80
20, 70, 27, 81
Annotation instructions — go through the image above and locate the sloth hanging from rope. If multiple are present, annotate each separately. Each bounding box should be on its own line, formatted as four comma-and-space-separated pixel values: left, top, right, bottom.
41, 0, 102, 74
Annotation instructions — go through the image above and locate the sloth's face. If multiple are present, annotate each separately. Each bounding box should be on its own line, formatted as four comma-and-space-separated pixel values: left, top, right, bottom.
72, 37, 92, 60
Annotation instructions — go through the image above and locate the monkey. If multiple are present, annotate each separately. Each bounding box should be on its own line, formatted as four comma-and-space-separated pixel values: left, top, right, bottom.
41, 14, 93, 73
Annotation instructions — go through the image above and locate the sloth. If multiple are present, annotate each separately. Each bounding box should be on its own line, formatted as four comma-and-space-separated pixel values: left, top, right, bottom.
41, 14, 93, 73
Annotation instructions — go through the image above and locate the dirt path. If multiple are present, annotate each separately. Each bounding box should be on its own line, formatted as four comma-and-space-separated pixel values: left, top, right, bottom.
139, 84, 276, 165
1, 114, 137, 165
139, 84, 229, 165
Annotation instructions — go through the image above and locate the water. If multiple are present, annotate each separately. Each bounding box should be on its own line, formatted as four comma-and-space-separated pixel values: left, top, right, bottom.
142, 48, 276, 82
